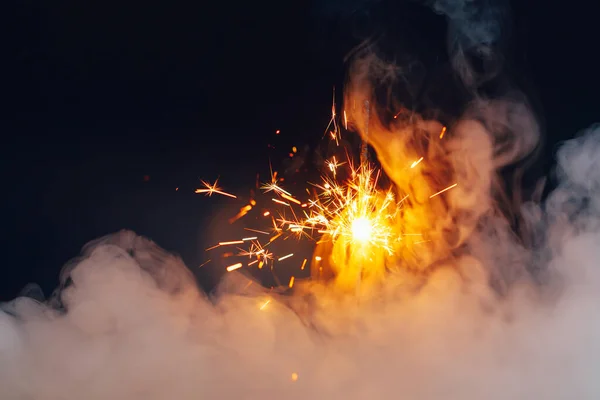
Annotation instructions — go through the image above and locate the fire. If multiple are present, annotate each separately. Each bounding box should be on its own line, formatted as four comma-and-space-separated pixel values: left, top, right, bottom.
199, 89, 458, 293
351, 216, 372, 242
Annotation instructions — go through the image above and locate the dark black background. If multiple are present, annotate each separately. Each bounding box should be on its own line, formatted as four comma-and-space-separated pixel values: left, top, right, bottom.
2, 0, 599, 300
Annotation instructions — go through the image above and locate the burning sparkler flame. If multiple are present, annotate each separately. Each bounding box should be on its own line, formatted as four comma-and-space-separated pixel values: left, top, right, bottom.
198, 88, 461, 293
351, 216, 373, 243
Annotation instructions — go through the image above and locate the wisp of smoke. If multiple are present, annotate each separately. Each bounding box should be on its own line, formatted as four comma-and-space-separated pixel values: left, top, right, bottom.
3, 1, 600, 399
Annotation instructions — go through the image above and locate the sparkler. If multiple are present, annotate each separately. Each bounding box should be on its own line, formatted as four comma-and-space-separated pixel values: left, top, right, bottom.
198, 95, 458, 293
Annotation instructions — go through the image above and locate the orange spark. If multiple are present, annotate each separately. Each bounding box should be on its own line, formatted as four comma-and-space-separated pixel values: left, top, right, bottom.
439, 126, 447, 139
219, 240, 244, 246
195, 179, 237, 198
229, 204, 253, 224
429, 183, 458, 198
300, 258, 307, 270
263, 211, 271, 216
269, 232, 283, 242
244, 228, 269, 235
281, 193, 301, 205
226, 263, 243, 272
272, 198, 290, 206
278, 253, 293, 261
260, 299, 270, 310
410, 157, 424, 169
344, 110, 348, 130
288, 276, 295, 288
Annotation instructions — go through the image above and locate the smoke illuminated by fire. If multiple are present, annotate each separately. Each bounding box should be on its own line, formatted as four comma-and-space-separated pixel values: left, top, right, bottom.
3, 1, 600, 399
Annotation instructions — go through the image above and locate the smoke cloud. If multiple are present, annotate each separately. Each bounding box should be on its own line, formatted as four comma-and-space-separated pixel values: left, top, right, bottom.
3, 142, 600, 399
3, 1, 600, 399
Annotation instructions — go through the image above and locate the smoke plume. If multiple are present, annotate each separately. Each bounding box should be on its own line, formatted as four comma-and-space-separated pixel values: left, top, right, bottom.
2, 1, 600, 399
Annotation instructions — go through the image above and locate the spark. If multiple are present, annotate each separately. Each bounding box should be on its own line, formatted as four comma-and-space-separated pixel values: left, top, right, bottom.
261, 167, 292, 196
278, 253, 294, 261
229, 204, 253, 223
259, 299, 271, 310
326, 156, 345, 178
226, 263, 243, 272
272, 198, 290, 206
244, 228, 270, 235
198, 259, 211, 268
410, 157, 423, 168
199, 105, 447, 290
195, 179, 237, 198
291, 372, 299, 382
439, 126, 447, 139
281, 193, 301, 205
429, 183, 458, 199
219, 240, 244, 246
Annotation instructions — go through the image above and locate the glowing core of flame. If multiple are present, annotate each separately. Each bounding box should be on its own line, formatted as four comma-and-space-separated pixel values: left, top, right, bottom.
351, 216, 373, 243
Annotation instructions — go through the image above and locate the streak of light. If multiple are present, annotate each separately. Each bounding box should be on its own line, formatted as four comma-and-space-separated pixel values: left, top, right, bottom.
300, 258, 307, 270
260, 299, 270, 310
439, 126, 447, 139
288, 276, 295, 288
269, 233, 283, 242
219, 240, 244, 246
244, 228, 270, 235
278, 253, 294, 261
229, 204, 253, 223
281, 193, 301, 205
272, 198, 290, 206
195, 179, 237, 198
429, 183, 458, 199
410, 157, 424, 169
226, 263, 243, 272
